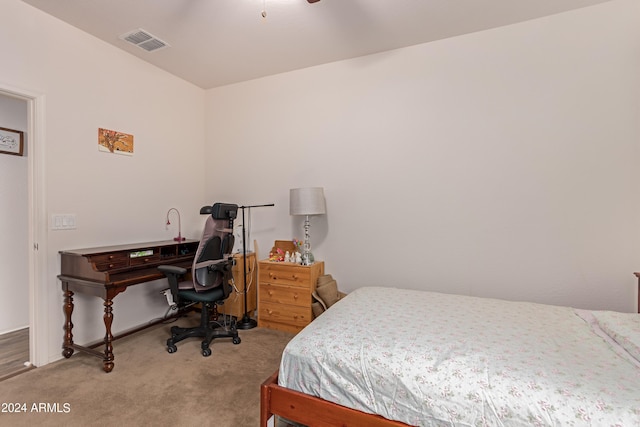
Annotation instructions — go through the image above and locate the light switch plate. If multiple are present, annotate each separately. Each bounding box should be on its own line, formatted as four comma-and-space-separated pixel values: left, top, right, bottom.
51, 214, 76, 230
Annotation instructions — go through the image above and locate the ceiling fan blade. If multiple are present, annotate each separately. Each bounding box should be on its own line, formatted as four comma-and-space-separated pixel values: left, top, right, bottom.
307, 0, 321, 3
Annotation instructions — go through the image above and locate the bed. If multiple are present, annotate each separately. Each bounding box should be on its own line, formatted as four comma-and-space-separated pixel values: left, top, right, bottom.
260, 286, 640, 426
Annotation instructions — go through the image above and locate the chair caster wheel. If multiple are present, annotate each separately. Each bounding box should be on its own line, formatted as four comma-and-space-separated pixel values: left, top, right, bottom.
167, 345, 177, 353
233, 337, 241, 345
202, 348, 212, 357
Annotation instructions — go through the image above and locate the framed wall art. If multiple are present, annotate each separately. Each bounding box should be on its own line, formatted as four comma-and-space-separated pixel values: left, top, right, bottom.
0, 126, 24, 156
98, 128, 134, 156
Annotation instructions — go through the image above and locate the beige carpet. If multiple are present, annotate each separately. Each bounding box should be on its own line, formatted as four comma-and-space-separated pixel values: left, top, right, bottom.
0, 316, 294, 427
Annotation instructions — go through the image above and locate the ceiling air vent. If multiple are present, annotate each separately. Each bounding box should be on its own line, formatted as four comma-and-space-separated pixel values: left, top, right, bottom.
119, 29, 169, 52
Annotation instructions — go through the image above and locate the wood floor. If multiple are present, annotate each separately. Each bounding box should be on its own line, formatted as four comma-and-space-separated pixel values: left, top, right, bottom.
0, 328, 32, 381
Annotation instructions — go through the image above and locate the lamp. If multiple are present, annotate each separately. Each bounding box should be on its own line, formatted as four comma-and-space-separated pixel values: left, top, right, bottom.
237, 203, 275, 329
165, 208, 185, 242
290, 187, 326, 265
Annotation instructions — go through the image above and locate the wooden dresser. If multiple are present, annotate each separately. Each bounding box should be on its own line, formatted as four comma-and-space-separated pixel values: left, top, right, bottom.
218, 252, 257, 319
258, 260, 324, 333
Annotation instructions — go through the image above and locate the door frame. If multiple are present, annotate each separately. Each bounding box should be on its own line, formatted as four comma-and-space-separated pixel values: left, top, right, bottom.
0, 83, 48, 367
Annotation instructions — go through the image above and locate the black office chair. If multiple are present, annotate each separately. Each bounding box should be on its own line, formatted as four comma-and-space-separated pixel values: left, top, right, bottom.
158, 202, 241, 357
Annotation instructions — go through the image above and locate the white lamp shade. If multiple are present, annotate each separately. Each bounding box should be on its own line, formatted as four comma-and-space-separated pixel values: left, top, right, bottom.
290, 187, 326, 216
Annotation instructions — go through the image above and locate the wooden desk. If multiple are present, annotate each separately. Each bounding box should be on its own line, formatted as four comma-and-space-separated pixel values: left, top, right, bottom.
58, 240, 199, 372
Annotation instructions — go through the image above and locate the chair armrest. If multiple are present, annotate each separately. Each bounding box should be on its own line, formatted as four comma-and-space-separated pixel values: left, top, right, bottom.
158, 265, 188, 276
194, 258, 232, 272
158, 264, 188, 304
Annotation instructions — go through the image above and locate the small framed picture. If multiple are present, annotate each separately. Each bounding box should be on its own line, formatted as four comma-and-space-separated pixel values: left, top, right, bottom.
98, 128, 134, 156
0, 126, 24, 156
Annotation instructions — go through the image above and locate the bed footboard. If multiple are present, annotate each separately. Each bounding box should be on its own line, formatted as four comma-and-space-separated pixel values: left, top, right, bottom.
260, 370, 410, 427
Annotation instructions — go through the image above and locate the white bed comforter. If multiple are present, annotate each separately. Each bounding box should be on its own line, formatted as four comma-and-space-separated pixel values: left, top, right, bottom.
279, 287, 640, 426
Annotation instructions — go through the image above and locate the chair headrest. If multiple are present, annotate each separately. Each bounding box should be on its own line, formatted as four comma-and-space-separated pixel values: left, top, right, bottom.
200, 203, 238, 220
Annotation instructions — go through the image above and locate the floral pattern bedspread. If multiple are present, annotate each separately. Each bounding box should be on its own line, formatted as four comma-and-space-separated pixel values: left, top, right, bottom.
279, 287, 640, 426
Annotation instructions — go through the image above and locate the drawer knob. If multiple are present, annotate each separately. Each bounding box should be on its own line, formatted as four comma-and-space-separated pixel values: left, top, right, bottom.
267, 309, 273, 315
293, 294, 298, 300
268, 290, 273, 296
291, 274, 298, 280
109, 263, 115, 268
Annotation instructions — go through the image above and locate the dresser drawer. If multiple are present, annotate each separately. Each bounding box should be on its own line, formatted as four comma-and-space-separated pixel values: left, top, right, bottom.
259, 282, 311, 307
259, 263, 313, 288
258, 301, 312, 329
257, 319, 305, 334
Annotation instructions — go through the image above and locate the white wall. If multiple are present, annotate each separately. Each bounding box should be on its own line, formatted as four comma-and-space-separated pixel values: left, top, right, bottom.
205, 0, 640, 313
0, 94, 29, 334
1, 0, 207, 363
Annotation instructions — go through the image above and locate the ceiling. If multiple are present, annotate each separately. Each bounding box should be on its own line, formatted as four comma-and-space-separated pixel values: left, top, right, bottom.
22, 0, 610, 90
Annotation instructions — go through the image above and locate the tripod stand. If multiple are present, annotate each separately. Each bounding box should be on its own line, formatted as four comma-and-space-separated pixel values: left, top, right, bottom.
236, 203, 274, 330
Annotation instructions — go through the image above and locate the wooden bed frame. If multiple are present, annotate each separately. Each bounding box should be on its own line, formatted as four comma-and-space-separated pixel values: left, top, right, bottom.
260, 370, 410, 427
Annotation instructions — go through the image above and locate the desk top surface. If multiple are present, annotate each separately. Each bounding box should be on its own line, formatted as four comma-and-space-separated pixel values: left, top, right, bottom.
59, 239, 199, 256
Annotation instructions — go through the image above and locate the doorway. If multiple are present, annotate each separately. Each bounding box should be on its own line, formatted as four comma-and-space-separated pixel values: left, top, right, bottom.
0, 84, 47, 377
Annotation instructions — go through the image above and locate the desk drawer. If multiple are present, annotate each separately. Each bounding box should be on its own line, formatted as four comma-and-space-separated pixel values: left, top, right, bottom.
130, 253, 161, 266
258, 301, 312, 329
91, 252, 129, 271
95, 260, 129, 271
91, 252, 128, 264
259, 263, 312, 288
259, 282, 310, 307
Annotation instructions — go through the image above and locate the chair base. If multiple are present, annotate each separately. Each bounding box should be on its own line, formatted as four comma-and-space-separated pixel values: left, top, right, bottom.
167, 307, 241, 357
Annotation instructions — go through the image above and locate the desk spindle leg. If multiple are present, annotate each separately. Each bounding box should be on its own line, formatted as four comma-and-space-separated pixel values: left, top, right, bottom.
62, 288, 75, 358
103, 298, 115, 373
